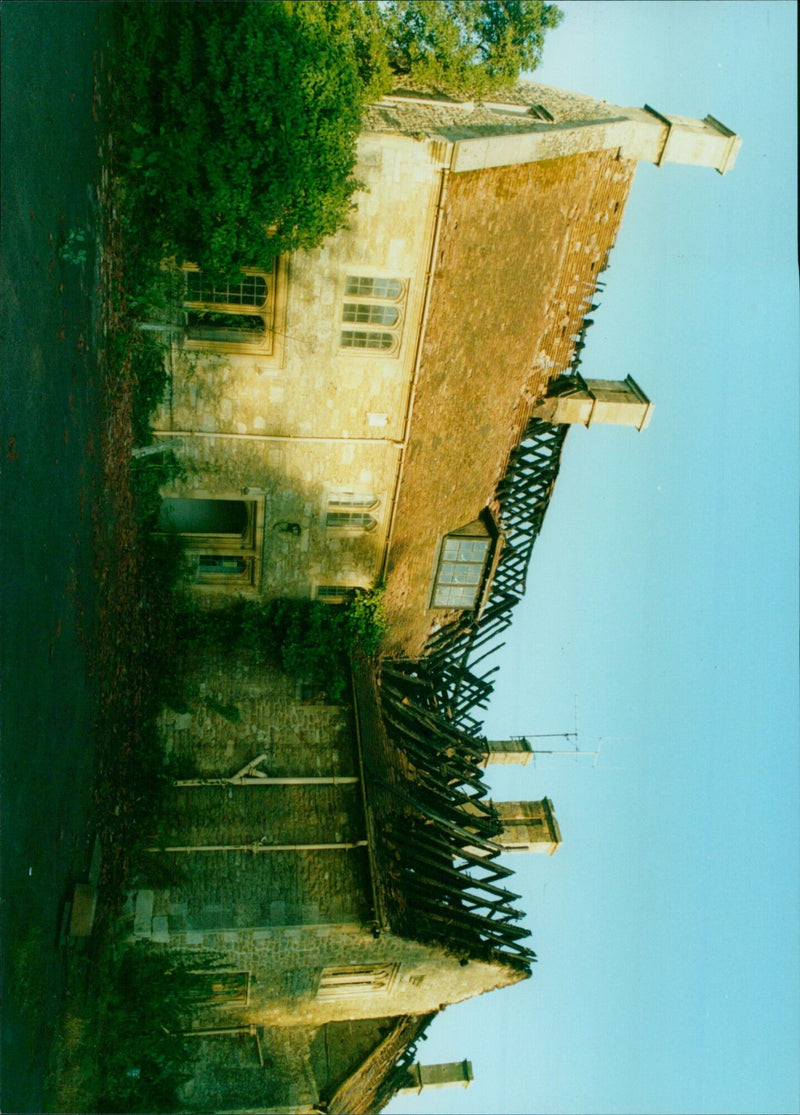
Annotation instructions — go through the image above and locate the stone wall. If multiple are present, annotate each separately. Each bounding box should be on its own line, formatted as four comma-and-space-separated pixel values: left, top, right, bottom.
160, 643, 355, 778
169, 922, 523, 1030
151, 130, 445, 601
178, 1025, 318, 1113
127, 647, 526, 1032
140, 646, 372, 932
178, 1017, 408, 1113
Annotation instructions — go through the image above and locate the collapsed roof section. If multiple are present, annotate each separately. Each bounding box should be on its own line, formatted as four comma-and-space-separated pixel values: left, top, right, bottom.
352, 654, 535, 974
421, 416, 570, 733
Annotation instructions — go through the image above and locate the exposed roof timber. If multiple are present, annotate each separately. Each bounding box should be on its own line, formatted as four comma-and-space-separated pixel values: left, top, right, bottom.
325, 1013, 437, 1115
416, 419, 569, 730
354, 659, 535, 968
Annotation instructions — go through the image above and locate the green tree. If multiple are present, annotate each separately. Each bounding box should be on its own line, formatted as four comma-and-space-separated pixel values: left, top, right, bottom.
116, 0, 562, 282
119, 1, 381, 280
97, 944, 225, 1113
381, 0, 564, 97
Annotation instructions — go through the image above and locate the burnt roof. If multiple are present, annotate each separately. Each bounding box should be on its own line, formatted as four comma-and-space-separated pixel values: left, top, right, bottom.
352, 654, 535, 974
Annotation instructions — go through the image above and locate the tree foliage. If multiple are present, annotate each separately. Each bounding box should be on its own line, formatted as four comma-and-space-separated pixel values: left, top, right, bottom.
380, 0, 564, 97
115, 0, 562, 280
118, 1, 373, 280
97, 944, 224, 1113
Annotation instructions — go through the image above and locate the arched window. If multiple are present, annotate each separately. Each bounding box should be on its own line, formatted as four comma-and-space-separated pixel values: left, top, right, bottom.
340, 275, 405, 354
325, 493, 380, 532
156, 497, 260, 590
325, 511, 377, 531
317, 964, 398, 1000
158, 498, 249, 536
183, 265, 276, 353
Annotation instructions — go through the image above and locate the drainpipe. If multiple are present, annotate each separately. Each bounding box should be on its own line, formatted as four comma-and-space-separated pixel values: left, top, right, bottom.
174, 775, 359, 788
379, 148, 454, 581
153, 429, 403, 447
144, 840, 368, 854
349, 665, 387, 933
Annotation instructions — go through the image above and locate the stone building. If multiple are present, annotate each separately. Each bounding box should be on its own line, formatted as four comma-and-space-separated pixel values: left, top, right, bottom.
148, 81, 739, 652
129, 81, 739, 1111
135, 643, 548, 1112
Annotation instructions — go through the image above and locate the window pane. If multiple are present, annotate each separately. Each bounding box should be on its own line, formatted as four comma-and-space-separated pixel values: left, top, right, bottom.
344, 276, 402, 300
433, 533, 492, 609
316, 585, 358, 601
186, 310, 265, 343
342, 302, 399, 325
158, 498, 248, 535
442, 537, 490, 563
198, 555, 247, 575
438, 562, 482, 586
326, 512, 376, 531
442, 538, 462, 560
317, 963, 397, 998
434, 583, 481, 608
457, 538, 491, 562
328, 493, 377, 509
340, 330, 394, 350
185, 271, 267, 308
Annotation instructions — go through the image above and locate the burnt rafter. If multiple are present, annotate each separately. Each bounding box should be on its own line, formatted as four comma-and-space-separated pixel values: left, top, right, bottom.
389, 835, 524, 904
416, 418, 569, 730
365, 421, 568, 967
369, 667, 536, 969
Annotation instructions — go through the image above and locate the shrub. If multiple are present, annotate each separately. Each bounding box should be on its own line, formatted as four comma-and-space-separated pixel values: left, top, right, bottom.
175, 585, 388, 703
97, 944, 224, 1113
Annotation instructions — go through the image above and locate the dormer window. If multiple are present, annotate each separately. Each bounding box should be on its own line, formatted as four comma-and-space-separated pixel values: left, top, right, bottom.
431, 520, 496, 609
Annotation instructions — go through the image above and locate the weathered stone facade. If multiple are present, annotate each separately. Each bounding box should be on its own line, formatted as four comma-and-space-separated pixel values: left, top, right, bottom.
151, 131, 444, 603
129, 647, 522, 1024
149, 81, 739, 645
136, 80, 741, 1111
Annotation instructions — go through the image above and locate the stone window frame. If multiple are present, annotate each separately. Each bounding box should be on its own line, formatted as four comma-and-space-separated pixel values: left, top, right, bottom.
316, 963, 399, 1000
194, 553, 255, 586
156, 493, 264, 593
339, 274, 407, 356
192, 969, 251, 1008
324, 491, 381, 534
314, 584, 361, 603
182, 258, 288, 362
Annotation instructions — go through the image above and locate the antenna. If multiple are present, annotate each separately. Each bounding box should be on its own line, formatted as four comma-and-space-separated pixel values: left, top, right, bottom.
482, 701, 628, 770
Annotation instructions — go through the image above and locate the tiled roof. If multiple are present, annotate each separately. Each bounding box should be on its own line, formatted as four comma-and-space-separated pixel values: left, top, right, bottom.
383, 150, 635, 655
362, 79, 620, 136
325, 1013, 436, 1114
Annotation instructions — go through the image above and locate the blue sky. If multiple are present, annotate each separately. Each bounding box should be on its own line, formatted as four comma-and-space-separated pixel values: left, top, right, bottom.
387, 3, 799, 1114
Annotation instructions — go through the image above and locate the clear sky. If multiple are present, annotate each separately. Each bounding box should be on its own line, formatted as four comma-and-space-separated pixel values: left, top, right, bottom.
387, 3, 799, 1114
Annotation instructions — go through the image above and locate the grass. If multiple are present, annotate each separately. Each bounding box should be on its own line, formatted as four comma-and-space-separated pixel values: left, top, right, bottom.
46, 16, 199, 1107
48, 7, 392, 1109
